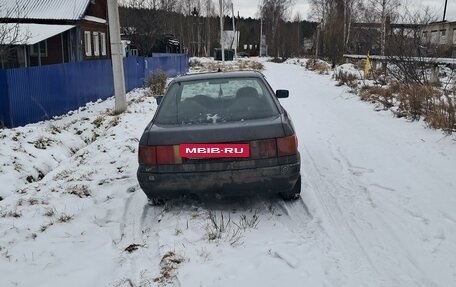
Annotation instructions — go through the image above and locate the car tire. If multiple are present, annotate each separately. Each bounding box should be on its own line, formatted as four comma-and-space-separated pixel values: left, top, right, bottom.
147, 196, 164, 206
280, 176, 301, 201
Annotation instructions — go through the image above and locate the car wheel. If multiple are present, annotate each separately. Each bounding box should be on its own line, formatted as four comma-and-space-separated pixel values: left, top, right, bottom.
147, 196, 165, 206
280, 176, 301, 201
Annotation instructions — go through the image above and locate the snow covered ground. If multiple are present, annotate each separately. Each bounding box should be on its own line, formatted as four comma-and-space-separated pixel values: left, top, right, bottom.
1, 60, 456, 287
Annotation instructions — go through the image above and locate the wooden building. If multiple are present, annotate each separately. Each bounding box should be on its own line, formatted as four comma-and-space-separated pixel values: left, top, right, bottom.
0, 0, 111, 68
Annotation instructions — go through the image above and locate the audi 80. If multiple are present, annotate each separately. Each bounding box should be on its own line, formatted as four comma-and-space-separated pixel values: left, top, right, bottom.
137, 71, 300, 204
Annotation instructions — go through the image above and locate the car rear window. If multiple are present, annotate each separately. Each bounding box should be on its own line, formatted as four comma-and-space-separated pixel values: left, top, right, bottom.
155, 77, 280, 125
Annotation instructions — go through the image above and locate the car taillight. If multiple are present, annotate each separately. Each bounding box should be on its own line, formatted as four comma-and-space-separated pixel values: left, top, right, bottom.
250, 135, 297, 159
251, 139, 277, 159
277, 135, 298, 156
138, 145, 156, 165
139, 145, 182, 166
157, 145, 182, 165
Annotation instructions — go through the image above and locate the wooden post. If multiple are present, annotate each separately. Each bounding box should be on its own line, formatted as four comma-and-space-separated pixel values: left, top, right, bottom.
431, 64, 440, 83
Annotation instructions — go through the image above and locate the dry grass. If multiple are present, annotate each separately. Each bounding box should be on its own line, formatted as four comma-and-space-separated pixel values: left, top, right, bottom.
40, 222, 54, 232
43, 208, 56, 217
0, 209, 22, 218
335, 70, 358, 89
189, 58, 203, 69
109, 115, 121, 127
124, 243, 144, 253
153, 251, 184, 284
305, 58, 330, 74
145, 69, 168, 97
238, 60, 264, 71
190, 59, 264, 73
26, 170, 45, 183
205, 210, 259, 246
425, 93, 455, 133
396, 84, 441, 120
68, 185, 91, 198
57, 213, 74, 223
359, 85, 395, 110
34, 137, 52, 150
359, 83, 455, 133
92, 115, 104, 128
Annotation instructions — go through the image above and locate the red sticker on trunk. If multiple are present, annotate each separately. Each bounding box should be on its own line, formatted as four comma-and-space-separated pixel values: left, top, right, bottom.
180, 144, 250, 158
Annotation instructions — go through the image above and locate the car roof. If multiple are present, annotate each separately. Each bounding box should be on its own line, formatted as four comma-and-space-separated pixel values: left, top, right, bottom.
171, 70, 265, 83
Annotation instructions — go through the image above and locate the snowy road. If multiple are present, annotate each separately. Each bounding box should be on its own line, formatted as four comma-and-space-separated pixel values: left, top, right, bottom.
266, 61, 456, 287
1, 61, 455, 287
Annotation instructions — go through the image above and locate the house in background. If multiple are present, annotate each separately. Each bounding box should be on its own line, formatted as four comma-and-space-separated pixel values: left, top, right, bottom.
421, 21, 456, 57
0, 0, 110, 68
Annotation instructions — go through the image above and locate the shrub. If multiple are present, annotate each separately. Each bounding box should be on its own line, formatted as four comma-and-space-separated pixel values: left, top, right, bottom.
396, 84, 440, 121
270, 57, 285, 63
335, 70, 358, 89
359, 86, 394, 110
189, 58, 203, 69
426, 94, 456, 134
57, 213, 74, 223
238, 60, 264, 71
145, 69, 168, 97
305, 58, 330, 74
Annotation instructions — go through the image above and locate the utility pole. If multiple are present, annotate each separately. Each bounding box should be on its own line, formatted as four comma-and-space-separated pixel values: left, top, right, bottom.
443, 0, 448, 21
380, 0, 386, 57
315, 24, 320, 58
219, 0, 225, 63
107, 0, 126, 114
231, 3, 237, 59
259, 17, 263, 57
343, 0, 347, 52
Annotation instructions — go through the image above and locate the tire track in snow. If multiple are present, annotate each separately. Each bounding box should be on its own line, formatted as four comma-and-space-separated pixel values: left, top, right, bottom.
302, 139, 441, 287
327, 139, 442, 286
110, 190, 162, 286
264, 61, 454, 287
300, 143, 386, 286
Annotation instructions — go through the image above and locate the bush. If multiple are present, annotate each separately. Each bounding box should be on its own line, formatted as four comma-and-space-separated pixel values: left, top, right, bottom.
426, 95, 456, 133
305, 58, 330, 74
145, 69, 168, 97
359, 85, 394, 110
189, 58, 203, 69
270, 57, 286, 63
396, 84, 439, 121
238, 60, 264, 71
335, 70, 358, 89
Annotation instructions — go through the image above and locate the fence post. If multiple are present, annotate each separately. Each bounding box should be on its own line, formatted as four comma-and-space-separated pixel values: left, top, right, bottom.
0, 70, 11, 128
431, 64, 440, 84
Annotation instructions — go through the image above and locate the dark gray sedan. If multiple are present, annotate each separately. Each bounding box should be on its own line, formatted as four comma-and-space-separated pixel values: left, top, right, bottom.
137, 71, 300, 204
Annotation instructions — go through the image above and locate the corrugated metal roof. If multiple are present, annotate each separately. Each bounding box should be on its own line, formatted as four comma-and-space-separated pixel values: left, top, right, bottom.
0, 23, 75, 45
0, 0, 91, 21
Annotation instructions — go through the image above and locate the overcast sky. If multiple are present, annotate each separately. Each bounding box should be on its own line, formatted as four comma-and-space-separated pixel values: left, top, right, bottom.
233, 0, 456, 21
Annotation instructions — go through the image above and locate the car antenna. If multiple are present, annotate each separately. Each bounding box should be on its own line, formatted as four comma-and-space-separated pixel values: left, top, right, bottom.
217, 67, 221, 72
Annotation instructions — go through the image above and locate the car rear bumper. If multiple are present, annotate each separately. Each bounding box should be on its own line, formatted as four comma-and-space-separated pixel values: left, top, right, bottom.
137, 155, 300, 199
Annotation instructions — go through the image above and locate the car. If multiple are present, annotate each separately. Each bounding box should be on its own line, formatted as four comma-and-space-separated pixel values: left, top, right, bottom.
237, 51, 249, 58
137, 70, 301, 204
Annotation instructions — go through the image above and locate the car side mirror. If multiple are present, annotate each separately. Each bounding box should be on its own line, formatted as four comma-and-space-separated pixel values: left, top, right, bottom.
156, 96, 163, 105
276, 90, 289, 98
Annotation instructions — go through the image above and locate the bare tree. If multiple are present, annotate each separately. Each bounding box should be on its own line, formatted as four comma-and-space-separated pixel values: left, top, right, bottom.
293, 12, 302, 55
308, 0, 330, 23
343, 0, 365, 51
160, 0, 178, 12
366, 0, 400, 56
259, 0, 294, 57
385, 6, 439, 85
0, 4, 30, 69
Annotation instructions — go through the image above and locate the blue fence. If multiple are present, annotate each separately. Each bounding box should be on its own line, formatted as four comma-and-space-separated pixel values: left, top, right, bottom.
0, 54, 189, 128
